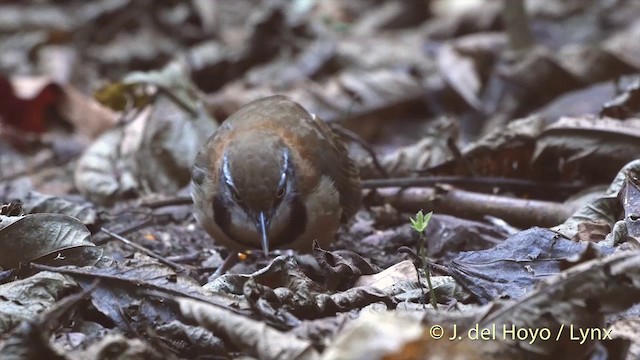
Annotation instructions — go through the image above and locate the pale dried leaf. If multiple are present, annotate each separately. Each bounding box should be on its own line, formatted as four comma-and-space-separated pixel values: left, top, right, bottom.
354, 260, 418, 290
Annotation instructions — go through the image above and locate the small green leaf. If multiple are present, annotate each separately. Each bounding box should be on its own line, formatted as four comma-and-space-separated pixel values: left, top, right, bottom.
410, 210, 433, 233
422, 211, 433, 228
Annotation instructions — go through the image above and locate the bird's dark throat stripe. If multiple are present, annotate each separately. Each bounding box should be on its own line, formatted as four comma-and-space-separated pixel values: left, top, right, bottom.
212, 196, 307, 250
270, 196, 307, 247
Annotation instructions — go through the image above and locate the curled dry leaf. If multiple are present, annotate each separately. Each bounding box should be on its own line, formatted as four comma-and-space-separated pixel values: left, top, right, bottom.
427, 115, 640, 194
533, 116, 640, 184
132, 99, 216, 195
0, 271, 77, 334
313, 241, 381, 290
242, 257, 394, 322
553, 159, 640, 243
75, 63, 217, 205
18, 191, 97, 226
424, 214, 510, 260
177, 296, 320, 360
0, 213, 108, 269
119, 62, 203, 112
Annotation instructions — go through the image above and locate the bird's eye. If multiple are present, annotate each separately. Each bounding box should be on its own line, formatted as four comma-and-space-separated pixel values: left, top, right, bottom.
275, 186, 286, 199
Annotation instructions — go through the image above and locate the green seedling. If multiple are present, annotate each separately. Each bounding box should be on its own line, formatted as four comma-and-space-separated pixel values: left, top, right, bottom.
409, 210, 437, 309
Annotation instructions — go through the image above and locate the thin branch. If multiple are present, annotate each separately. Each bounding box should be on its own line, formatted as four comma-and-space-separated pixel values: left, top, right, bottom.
372, 185, 575, 228
100, 227, 189, 274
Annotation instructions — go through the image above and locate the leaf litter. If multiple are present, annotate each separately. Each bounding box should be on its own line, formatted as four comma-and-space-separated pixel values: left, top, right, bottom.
1, 0, 640, 359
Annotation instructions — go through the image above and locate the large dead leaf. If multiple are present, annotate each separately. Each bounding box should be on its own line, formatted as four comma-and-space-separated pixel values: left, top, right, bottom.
0, 213, 109, 269
448, 227, 612, 303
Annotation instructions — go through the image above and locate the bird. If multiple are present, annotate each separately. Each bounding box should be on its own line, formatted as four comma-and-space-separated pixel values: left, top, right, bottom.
191, 95, 361, 263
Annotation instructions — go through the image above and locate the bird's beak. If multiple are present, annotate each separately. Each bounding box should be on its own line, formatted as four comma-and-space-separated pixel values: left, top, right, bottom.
257, 211, 270, 255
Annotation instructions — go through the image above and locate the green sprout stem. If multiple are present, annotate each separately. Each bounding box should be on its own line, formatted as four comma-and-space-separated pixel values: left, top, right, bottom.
410, 210, 437, 310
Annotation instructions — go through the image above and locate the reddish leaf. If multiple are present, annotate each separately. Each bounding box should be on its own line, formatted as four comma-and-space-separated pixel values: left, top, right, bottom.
0, 76, 62, 134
